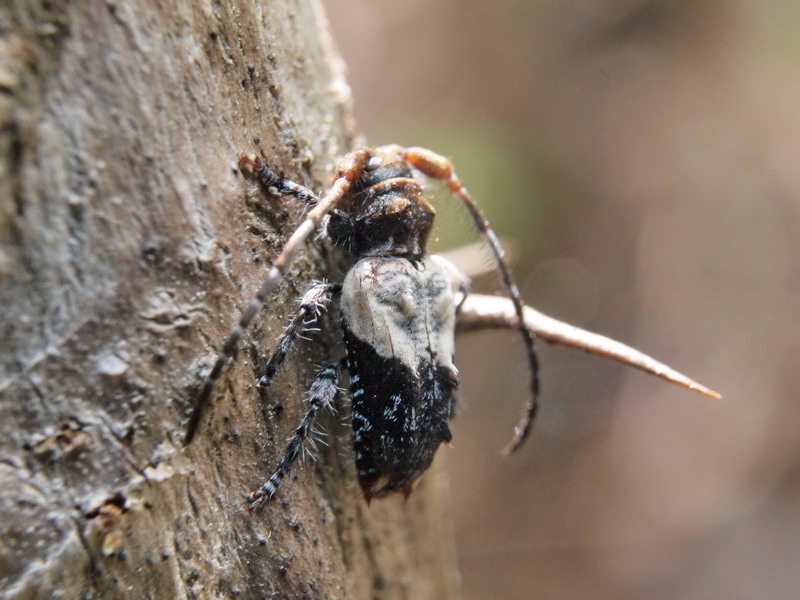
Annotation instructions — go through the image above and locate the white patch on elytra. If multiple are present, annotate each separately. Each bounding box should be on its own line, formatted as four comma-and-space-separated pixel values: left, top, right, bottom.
340, 255, 462, 375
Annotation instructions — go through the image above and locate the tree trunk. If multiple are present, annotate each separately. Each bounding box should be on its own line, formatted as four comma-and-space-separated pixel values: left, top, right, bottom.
0, 1, 459, 598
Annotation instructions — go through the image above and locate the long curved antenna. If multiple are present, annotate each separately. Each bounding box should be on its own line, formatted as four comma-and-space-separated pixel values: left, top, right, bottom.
404, 147, 539, 454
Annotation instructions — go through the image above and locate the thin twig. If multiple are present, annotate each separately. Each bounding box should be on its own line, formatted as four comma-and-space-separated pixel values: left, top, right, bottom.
457, 294, 721, 399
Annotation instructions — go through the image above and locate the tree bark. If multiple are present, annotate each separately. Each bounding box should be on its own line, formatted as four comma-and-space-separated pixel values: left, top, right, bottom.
0, 1, 459, 598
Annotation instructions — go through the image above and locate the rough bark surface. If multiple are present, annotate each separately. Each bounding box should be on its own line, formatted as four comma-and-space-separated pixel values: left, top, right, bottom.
0, 1, 459, 598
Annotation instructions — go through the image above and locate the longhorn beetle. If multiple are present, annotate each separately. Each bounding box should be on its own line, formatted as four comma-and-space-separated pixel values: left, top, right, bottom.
186, 145, 539, 511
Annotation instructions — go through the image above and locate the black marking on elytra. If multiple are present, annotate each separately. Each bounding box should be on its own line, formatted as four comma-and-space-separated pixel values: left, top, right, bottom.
344, 324, 457, 500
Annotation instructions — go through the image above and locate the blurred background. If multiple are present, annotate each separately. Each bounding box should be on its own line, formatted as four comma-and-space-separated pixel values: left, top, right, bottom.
323, 1, 800, 598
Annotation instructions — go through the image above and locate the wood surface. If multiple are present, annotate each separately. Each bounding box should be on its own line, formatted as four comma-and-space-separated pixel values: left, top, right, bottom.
0, 2, 459, 598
